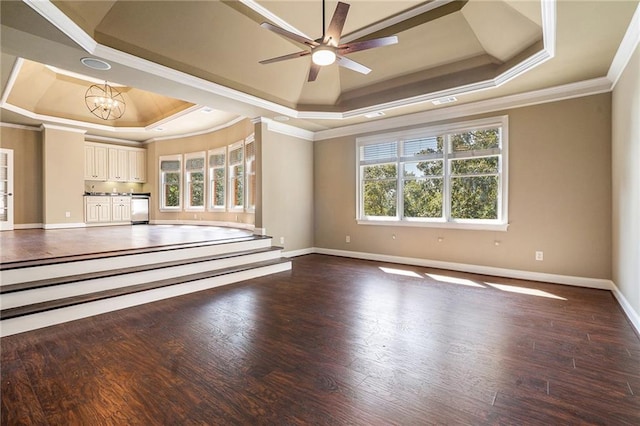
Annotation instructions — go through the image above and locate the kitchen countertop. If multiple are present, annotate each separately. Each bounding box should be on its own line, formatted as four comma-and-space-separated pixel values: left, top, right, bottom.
84, 192, 151, 196
85, 192, 132, 196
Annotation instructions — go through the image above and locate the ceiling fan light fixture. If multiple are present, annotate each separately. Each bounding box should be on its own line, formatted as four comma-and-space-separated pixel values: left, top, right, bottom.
312, 46, 336, 66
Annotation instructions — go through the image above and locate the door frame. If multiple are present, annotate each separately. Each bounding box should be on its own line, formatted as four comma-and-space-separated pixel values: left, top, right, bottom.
1, 148, 14, 231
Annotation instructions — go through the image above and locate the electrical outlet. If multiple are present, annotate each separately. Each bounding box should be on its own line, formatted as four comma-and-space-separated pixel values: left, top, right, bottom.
392, 234, 396, 240
280, 237, 285, 245
65, 211, 71, 218
345, 235, 350, 243
535, 251, 544, 261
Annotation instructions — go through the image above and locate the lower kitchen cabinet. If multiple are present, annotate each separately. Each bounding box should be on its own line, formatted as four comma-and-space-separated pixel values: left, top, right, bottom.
85, 196, 112, 223
85, 196, 132, 224
111, 197, 131, 222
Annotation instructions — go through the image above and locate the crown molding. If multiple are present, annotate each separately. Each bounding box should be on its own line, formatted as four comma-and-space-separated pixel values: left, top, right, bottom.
144, 116, 247, 144
1, 57, 23, 105
84, 135, 141, 146
23, 0, 97, 52
40, 123, 87, 134
2, 103, 141, 133
341, 0, 456, 44
314, 77, 612, 141
0, 122, 42, 132
254, 117, 315, 141
142, 104, 202, 132
608, 2, 640, 88
239, 0, 312, 40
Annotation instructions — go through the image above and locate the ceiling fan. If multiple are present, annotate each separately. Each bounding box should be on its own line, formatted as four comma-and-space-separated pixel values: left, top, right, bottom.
259, 1, 398, 82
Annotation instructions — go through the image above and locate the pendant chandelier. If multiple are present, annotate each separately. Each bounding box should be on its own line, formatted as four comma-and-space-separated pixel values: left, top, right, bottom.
84, 82, 126, 120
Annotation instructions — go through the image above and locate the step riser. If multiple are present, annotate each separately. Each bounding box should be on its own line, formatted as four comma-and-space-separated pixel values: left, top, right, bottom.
0, 261, 291, 337
1, 239, 272, 286
1, 250, 283, 310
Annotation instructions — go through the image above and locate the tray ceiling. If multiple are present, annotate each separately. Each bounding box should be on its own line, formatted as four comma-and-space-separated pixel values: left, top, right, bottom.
0, 0, 638, 141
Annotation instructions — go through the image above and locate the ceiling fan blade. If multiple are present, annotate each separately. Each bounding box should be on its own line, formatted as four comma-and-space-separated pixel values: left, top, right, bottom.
261, 22, 319, 48
336, 55, 371, 75
323, 2, 350, 46
308, 62, 321, 82
260, 50, 311, 65
338, 36, 398, 55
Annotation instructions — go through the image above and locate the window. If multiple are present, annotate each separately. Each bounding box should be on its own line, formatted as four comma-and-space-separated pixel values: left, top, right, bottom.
159, 155, 182, 211
228, 141, 244, 211
184, 152, 205, 210
208, 148, 226, 210
357, 116, 508, 230
245, 134, 256, 212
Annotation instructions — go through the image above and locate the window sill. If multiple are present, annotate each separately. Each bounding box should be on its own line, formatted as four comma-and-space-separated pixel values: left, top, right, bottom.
357, 219, 509, 232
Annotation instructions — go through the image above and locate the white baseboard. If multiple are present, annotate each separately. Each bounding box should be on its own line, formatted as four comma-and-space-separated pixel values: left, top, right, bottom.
253, 227, 266, 236
42, 222, 86, 230
314, 247, 613, 290
611, 281, 640, 335
282, 247, 316, 258
13, 223, 43, 229
151, 219, 255, 231
311, 247, 640, 333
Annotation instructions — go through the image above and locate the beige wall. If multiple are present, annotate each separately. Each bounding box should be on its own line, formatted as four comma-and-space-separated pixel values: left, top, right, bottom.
315, 93, 612, 279
42, 126, 85, 226
0, 126, 43, 226
612, 43, 640, 317
145, 118, 255, 225
259, 123, 314, 252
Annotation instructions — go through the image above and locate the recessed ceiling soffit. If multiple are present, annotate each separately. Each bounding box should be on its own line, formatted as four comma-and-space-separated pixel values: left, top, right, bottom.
49, 0, 547, 114
5, 58, 195, 128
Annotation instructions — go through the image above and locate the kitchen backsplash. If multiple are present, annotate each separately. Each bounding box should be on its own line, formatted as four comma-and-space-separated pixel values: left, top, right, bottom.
85, 181, 144, 194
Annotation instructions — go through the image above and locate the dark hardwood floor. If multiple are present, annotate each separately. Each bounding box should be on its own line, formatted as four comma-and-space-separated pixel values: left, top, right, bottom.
2, 254, 639, 425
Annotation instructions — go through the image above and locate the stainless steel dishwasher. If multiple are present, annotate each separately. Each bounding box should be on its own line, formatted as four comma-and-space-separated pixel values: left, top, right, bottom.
131, 193, 150, 224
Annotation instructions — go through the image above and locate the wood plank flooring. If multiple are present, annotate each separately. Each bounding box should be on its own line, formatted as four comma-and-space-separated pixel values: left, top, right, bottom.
0, 225, 253, 264
2, 254, 639, 424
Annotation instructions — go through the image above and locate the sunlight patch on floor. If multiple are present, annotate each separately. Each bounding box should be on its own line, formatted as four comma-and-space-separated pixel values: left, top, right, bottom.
485, 283, 567, 300
379, 266, 423, 278
426, 273, 486, 288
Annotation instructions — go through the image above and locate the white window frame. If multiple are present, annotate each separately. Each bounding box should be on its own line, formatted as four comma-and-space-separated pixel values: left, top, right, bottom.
208, 147, 226, 211
244, 134, 256, 213
356, 116, 509, 231
228, 140, 245, 212
159, 154, 182, 212
184, 151, 206, 211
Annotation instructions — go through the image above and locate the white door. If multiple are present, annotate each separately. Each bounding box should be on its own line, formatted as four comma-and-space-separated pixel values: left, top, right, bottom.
0, 149, 14, 231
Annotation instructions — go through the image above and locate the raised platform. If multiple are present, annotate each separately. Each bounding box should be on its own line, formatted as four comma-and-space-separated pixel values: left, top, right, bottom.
0, 225, 291, 337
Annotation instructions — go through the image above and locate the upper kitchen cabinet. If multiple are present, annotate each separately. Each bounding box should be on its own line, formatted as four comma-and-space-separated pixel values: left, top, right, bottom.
85, 142, 146, 183
84, 143, 107, 181
129, 150, 146, 183
108, 148, 129, 182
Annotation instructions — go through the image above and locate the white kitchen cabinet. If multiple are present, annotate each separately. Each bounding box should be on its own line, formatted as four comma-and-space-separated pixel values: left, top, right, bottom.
84, 144, 107, 181
85, 143, 146, 183
111, 196, 131, 222
85, 196, 111, 223
128, 149, 146, 183
108, 148, 129, 182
